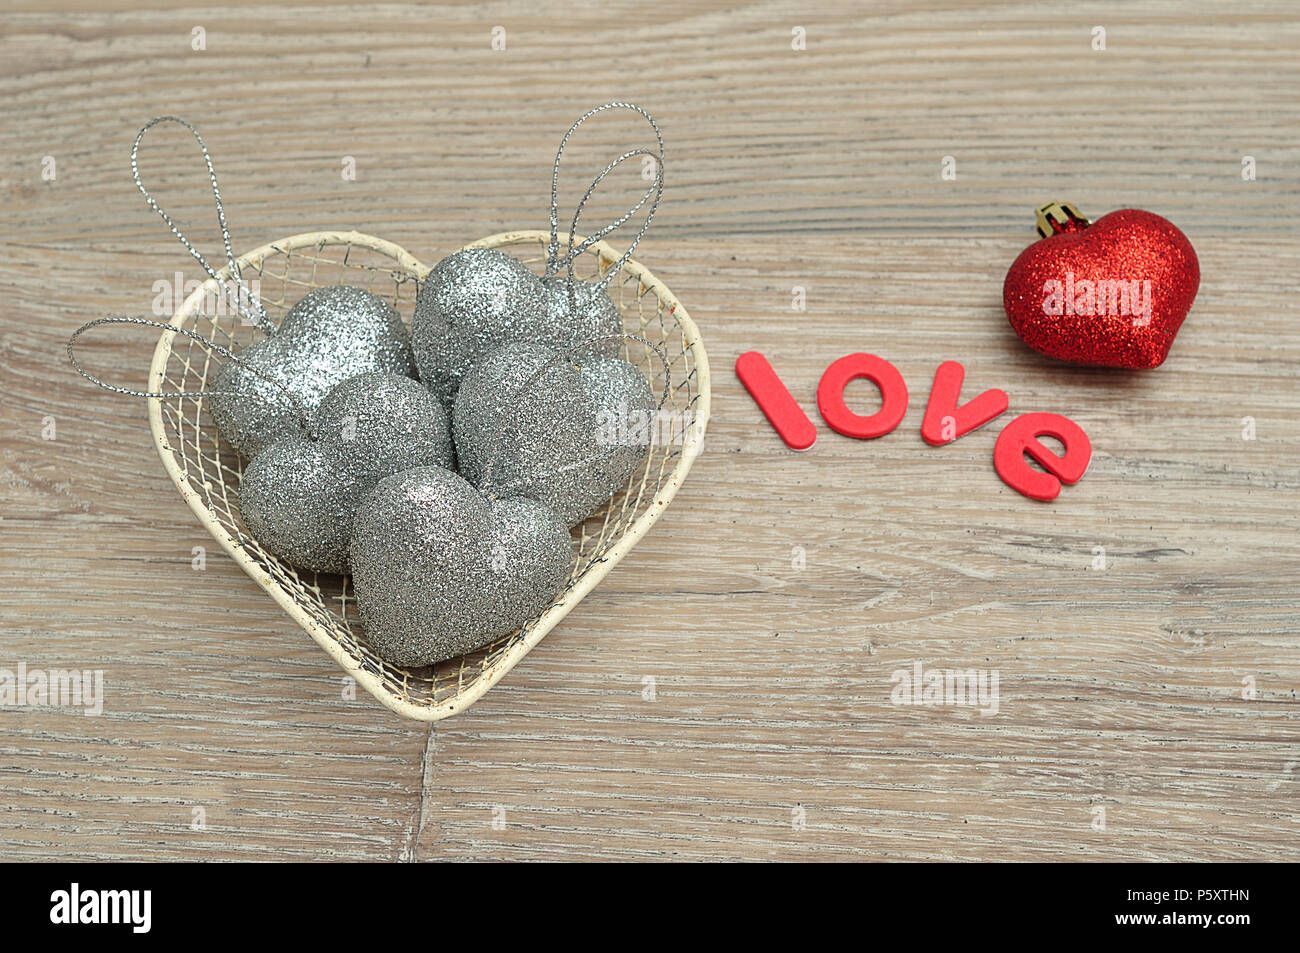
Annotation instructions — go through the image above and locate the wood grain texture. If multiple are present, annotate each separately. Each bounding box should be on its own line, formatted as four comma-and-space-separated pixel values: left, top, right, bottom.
1, 1, 1297, 861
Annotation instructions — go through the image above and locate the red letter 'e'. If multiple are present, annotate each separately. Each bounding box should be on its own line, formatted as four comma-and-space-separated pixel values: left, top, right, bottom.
993, 412, 1092, 502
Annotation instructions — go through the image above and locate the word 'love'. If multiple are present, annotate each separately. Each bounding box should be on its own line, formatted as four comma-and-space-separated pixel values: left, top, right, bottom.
735, 352, 1092, 502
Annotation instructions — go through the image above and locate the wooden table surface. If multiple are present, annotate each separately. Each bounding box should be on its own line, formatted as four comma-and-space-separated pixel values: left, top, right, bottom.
2, 1, 1297, 862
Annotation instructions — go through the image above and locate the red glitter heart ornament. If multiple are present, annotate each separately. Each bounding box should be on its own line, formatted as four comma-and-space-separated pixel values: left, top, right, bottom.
1002, 203, 1199, 369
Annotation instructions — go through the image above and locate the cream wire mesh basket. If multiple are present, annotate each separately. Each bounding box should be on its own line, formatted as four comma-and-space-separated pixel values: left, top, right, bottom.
146, 229, 710, 721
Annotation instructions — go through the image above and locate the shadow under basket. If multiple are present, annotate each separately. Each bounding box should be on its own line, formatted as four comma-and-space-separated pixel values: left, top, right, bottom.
147, 230, 710, 721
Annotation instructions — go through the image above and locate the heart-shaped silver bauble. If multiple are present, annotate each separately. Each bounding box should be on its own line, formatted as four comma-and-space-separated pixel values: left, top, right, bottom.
349, 465, 573, 666
411, 249, 547, 405
539, 274, 622, 356
237, 371, 453, 572
211, 285, 416, 458
411, 249, 622, 405
453, 340, 656, 526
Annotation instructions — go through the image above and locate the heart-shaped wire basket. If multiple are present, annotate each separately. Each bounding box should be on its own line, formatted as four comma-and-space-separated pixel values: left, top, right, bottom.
146, 229, 710, 720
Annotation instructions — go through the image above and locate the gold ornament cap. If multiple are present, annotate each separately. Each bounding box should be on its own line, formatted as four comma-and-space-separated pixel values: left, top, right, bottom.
1034, 201, 1090, 237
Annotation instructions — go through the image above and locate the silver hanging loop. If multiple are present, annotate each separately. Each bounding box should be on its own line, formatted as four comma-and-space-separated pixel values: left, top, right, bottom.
545, 103, 665, 291
67, 316, 312, 433
552, 147, 664, 301
132, 116, 273, 334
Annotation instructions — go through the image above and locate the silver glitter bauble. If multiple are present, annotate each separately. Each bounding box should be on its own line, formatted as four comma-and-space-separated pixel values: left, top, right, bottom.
211, 285, 416, 458
349, 466, 573, 666
538, 275, 622, 357
314, 370, 456, 479
237, 371, 453, 572
453, 341, 656, 526
411, 249, 547, 405
237, 438, 353, 572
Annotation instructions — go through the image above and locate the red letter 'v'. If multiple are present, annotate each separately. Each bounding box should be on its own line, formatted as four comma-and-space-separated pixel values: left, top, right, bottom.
921, 360, 1009, 446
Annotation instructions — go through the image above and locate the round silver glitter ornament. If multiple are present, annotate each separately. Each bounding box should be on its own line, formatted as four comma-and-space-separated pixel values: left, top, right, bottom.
410, 249, 548, 405
237, 370, 453, 573
237, 438, 354, 572
349, 466, 573, 666
315, 370, 456, 480
453, 341, 655, 526
538, 275, 622, 358
580, 353, 661, 490
211, 285, 416, 458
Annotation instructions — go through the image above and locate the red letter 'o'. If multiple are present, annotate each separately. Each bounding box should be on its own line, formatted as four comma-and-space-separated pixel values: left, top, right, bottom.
816, 353, 909, 439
